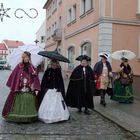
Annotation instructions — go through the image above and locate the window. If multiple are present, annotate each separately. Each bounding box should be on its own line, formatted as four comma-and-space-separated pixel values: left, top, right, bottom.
55, 0, 57, 9
80, 0, 86, 15
52, 24, 54, 34
52, 1, 55, 11
54, 22, 57, 30
68, 8, 72, 23
52, 0, 57, 12
58, 16, 61, 28
47, 29, 49, 38
81, 42, 91, 64
80, 0, 92, 15
58, 0, 62, 5
68, 47, 75, 69
67, 4, 77, 24
41, 36, 45, 43
86, 0, 92, 11
72, 5, 76, 21
138, 36, 140, 59
47, 6, 51, 17
138, 0, 140, 13
49, 27, 51, 37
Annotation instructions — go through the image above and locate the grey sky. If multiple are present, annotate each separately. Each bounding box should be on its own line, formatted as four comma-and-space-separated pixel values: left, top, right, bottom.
0, 0, 47, 44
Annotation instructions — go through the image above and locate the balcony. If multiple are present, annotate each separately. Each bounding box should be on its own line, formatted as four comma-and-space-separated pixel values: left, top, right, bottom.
52, 28, 62, 41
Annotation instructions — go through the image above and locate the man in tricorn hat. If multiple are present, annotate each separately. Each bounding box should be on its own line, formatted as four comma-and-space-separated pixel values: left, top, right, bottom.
93, 52, 112, 107
65, 55, 95, 115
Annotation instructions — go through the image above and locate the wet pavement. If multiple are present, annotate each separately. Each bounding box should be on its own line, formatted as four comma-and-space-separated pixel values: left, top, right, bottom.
0, 70, 139, 140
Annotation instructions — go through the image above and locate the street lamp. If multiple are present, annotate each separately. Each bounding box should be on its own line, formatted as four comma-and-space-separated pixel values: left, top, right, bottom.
34, 39, 39, 45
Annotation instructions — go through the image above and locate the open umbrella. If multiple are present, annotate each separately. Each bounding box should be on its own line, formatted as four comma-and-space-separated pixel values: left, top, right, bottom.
75, 55, 91, 61
7, 44, 44, 69
38, 49, 70, 63
111, 50, 136, 60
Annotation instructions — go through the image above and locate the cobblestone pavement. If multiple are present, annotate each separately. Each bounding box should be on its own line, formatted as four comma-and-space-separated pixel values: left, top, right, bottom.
0, 70, 139, 140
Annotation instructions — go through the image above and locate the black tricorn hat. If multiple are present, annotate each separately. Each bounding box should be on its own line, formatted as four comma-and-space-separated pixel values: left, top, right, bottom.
76, 55, 91, 61
121, 57, 128, 62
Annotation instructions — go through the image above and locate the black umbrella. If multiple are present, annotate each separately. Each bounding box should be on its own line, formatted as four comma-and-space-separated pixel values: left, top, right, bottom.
76, 55, 91, 61
38, 49, 70, 63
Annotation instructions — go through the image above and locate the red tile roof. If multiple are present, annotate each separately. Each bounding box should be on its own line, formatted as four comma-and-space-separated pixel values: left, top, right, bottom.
0, 43, 7, 50
3, 40, 24, 48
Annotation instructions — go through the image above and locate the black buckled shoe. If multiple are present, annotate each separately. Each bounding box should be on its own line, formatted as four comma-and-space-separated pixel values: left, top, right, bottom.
84, 109, 91, 115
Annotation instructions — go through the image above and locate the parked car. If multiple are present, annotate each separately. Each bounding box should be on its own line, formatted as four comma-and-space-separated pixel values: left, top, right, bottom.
0, 60, 6, 70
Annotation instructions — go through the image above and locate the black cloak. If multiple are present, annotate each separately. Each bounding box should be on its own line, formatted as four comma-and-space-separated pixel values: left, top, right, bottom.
37, 68, 65, 107
65, 65, 95, 109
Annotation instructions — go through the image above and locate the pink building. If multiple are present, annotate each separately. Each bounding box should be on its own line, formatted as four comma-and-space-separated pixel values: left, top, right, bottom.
44, 0, 140, 97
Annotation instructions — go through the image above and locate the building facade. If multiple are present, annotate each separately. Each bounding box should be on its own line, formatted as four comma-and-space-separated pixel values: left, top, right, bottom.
44, 0, 140, 97
36, 20, 46, 49
0, 43, 8, 60
2, 40, 24, 56
36, 20, 47, 70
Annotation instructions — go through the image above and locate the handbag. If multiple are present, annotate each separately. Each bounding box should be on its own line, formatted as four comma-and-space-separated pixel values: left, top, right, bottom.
120, 78, 131, 85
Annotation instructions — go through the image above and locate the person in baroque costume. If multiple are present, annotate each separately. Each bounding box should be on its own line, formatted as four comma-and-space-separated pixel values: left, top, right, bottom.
66, 55, 95, 115
2, 51, 41, 123
37, 59, 69, 123
111, 57, 134, 103
93, 53, 113, 107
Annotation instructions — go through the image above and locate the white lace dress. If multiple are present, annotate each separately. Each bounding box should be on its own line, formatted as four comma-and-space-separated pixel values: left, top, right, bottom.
38, 89, 70, 123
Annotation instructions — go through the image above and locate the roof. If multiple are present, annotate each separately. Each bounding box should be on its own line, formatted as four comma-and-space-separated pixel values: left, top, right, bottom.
0, 43, 7, 50
43, 0, 52, 9
3, 40, 24, 48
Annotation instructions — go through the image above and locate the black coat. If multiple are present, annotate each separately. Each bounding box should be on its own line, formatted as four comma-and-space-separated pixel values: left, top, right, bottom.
37, 68, 65, 107
65, 65, 95, 109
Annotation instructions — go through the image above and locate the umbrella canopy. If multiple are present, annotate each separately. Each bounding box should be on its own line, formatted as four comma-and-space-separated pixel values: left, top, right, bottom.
75, 55, 91, 61
38, 49, 70, 63
111, 50, 136, 60
7, 44, 44, 70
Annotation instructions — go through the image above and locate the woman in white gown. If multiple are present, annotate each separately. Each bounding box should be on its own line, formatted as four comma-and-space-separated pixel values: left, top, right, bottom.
37, 60, 69, 123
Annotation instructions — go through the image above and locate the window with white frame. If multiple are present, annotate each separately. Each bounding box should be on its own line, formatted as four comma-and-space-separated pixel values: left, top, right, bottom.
72, 4, 76, 21
68, 8, 72, 23
52, 1, 55, 11
80, 0, 86, 15
80, 0, 92, 15
41, 36, 45, 43
68, 47, 75, 69
55, 0, 57, 9
138, 0, 140, 14
46, 29, 49, 39
52, 24, 54, 35
138, 36, 140, 59
54, 22, 57, 30
58, 16, 61, 28
86, 0, 92, 11
49, 27, 51, 37
58, 0, 62, 5
49, 6, 51, 17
